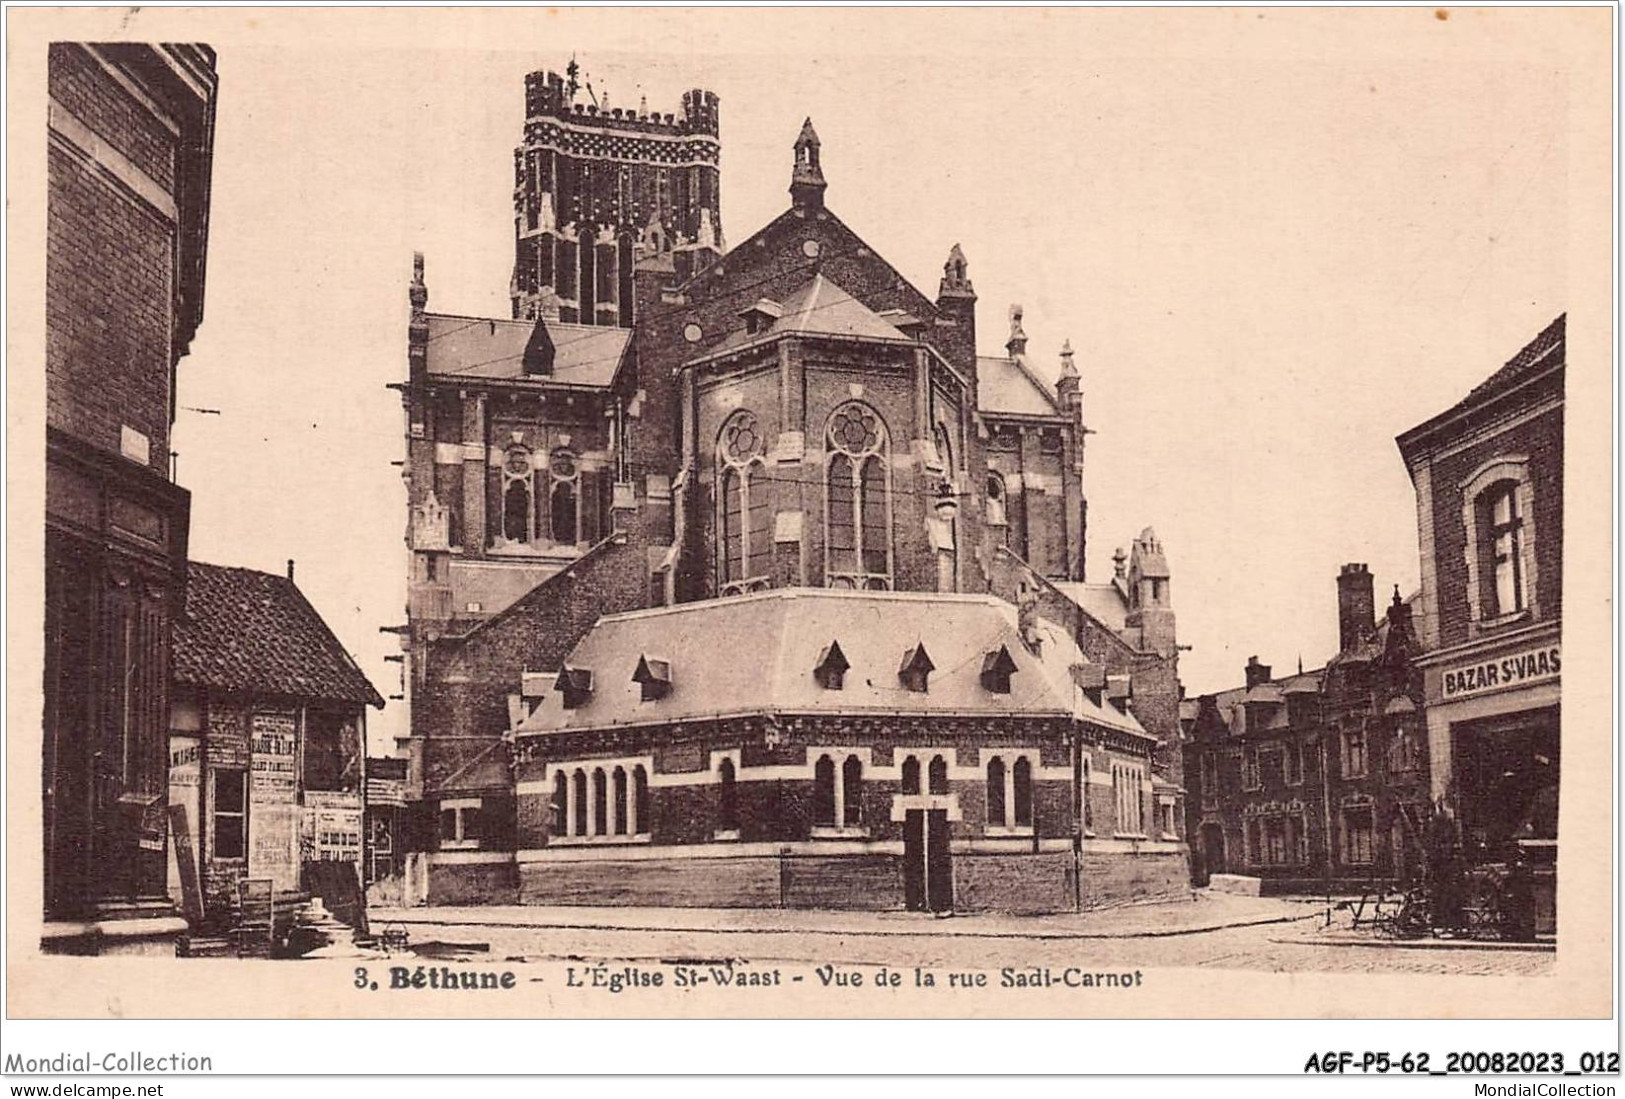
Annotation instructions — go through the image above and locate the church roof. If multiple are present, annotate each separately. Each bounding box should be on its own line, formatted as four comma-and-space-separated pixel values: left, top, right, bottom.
514, 588, 1149, 739
977, 353, 1063, 419
1052, 580, 1130, 632
688, 272, 915, 365
422, 312, 630, 388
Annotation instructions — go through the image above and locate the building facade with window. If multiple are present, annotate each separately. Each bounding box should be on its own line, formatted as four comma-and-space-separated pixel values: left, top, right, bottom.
1396, 315, 1562, 926
168, 562, 384, 929
396, 66, 1184, 907
1182, 565, 1426, 892
42, 43, 218, 954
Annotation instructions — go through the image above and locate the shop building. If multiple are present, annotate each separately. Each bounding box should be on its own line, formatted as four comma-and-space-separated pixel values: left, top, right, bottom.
168, 562, 384, 927
1396, 315, 1562, 929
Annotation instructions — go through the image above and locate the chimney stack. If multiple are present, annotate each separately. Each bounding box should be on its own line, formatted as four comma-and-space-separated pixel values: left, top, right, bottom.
1337, 563, 1375, 652
287, 559, 296, 582
1244, 655, 1271, 690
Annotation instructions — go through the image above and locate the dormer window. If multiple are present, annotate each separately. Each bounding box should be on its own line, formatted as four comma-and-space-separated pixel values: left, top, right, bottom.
1072, 662, 1105, 706
555, 667, 593, 710
980, 645, 1018, 694
1106, 674, 1133, 712
814, 640, 850, 690
899, 643, 934, 694
739, 298, 783, 336
633, 655, 673, 702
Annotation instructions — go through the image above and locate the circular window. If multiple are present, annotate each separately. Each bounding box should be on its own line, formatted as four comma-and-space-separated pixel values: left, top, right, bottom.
549, 450, 577, 478
721, 412, 762, 461
829, 405, 880, 455
802, 239, 821, 259
683, 323, 703, 343
504, 448, 532, 476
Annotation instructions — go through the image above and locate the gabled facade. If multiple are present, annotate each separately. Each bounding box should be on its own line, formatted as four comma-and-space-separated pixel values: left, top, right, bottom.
168, 562, 384, 929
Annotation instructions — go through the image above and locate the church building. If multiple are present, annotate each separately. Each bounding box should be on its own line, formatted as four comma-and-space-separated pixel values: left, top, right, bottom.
394, 65, 1188, 911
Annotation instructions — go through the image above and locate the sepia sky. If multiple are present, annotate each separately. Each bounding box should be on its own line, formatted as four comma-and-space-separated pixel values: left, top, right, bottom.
164, 9, 1578, 750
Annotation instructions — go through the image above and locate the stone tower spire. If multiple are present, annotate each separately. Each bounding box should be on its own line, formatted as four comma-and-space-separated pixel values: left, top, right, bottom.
790, 118, 827, 209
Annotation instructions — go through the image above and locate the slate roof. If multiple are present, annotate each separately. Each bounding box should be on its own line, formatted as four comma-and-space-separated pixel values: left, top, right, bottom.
173, 561, 384, 708
423, 313, 629, 388
1052, 580, 1130, 632
689, 272, 916, 364
977, 353, 1063, 418
515, 588, 1149, 739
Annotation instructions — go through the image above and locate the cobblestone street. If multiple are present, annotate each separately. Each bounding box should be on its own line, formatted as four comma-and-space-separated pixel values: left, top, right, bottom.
369, 893, 1555, 978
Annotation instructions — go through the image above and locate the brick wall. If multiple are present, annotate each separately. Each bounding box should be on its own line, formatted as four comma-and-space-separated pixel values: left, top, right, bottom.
46, 147, 176, 471
49, 45, 176, 191
1428, 403, 1563, 647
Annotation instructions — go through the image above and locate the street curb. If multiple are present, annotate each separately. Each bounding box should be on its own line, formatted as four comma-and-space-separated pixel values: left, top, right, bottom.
372, 909, 1320, 943
1279, 936, 1557, 954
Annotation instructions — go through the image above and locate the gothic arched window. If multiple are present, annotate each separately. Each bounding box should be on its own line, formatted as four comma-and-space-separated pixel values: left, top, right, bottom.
825, 403, 891, 589
612, 767, 629, 836
548, 449, 580, 545
718, 758, 740, 834
501, 446, 535, 543
551, 771, 568, 837
717, 411, 771, 595
901, 755, 921, 796
928, 754, 949, 796
814, 755, 837, 826
1013, 757, 1034, 828
842, 754, 864, 827
986, 756, 1007, 827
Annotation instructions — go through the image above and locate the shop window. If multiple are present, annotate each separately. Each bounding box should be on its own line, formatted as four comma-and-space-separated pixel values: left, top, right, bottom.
717, 758, 740, 834
1343, 806, 1375, 865
825, 403, 892, 590
212, 768, 248, 860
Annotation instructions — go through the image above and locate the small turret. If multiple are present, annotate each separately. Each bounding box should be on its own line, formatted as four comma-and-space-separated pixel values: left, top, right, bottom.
790, 118, 827, 209
939, 243, 974, 300
1125, 527, 1176, 657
